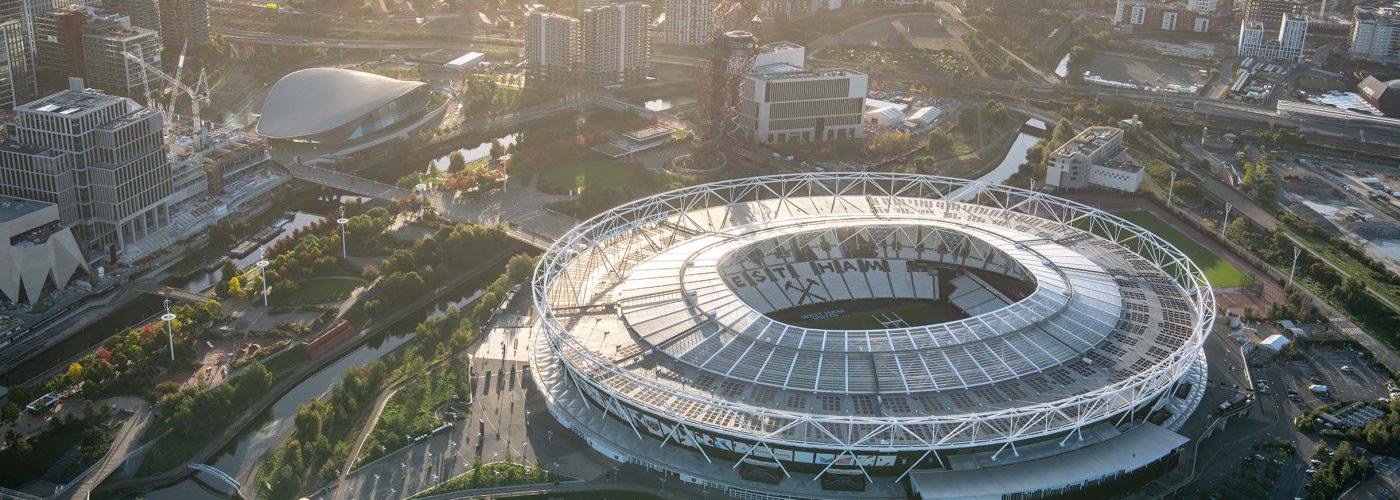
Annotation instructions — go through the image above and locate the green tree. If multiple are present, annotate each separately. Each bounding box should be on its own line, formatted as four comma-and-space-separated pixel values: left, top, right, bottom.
448, 151, 466, 172
489, 139, 505, 160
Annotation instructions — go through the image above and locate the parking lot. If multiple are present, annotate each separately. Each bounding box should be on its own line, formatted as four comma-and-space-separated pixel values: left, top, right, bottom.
1282, 345, 1391, 404
1084, 53, 1208, 91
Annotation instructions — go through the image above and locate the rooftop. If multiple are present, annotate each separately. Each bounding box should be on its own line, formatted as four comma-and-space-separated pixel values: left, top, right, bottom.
622, 125, 673, 142
22, 90, 125, 117
1052, 126, 1123, 160
0, 197, 53, 223
748, 66, 864, 81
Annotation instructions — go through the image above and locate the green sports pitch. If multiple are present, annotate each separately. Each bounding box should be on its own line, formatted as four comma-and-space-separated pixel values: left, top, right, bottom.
785, 300, 966, 330
1112, 210, 1256, 288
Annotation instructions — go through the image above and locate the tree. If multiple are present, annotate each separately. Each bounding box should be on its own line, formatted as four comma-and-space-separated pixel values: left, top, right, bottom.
489, 139, 505, 160
66, 362, 83, 380
926, 129, 953, 152
448, 151, 467, 172
227, 276, 245, 298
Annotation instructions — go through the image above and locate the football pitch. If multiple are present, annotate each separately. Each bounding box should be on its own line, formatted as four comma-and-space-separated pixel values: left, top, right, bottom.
1112, 210, 1257, 288
792, 301, 965, 330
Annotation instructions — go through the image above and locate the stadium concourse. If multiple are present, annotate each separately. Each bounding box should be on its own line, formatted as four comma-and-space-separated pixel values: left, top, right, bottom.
528, 173, 1214, 499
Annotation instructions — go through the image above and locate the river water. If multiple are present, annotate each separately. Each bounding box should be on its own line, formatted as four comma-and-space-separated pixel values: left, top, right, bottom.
975, 119, 1048, 187
133, 262, 509, 499
178, 212, 327, 293
428, 133, 520, 173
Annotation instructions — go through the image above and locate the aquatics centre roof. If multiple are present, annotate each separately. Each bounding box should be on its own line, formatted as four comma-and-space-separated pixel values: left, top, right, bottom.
256, 68, 428, 143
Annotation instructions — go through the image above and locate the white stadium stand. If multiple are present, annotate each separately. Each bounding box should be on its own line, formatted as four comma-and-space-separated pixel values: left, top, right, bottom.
531, 173, 1213, 499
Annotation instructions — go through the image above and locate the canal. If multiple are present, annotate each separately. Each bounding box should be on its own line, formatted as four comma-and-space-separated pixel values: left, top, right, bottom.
134, 259, 513, 499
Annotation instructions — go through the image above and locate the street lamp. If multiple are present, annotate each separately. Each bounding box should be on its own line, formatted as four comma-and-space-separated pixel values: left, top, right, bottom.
256, 259, 271, 307
1167, 170, 1177, 206
161, 299, 176, 362
337, 217, 350, 259
415, 183, 428, 221
1220, 202, 1232, 239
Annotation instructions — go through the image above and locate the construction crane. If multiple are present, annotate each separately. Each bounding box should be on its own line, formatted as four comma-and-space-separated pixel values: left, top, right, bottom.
123, 50, 212, 150
684, 0, 762, 171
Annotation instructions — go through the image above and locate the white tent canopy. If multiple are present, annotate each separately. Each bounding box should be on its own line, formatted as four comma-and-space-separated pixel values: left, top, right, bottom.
1260, 334, 1291, 352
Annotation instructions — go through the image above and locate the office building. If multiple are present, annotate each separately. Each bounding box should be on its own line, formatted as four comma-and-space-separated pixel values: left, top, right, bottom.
1244, 0, 1308, 24
0, 79, 172, 258
575, 0, 612, 12
1238, 13, 1309, 62
578, 2, 650, 89
1114, 0, 1223, 32
32, 6, 160, 98
157, 0, 208, 53
107, 0, 160, 31
1350, 5, 1400, 64
0, 197, 88, 304
738, 42, 866, 144
81, 14, 162, 97
524, 10, 578, 84
664, 0, 713, 45
1044, 126, 1143, 192
0, 18, 35, 109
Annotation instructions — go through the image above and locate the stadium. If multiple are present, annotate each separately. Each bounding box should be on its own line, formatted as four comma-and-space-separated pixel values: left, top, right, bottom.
530, 173, 1213, 498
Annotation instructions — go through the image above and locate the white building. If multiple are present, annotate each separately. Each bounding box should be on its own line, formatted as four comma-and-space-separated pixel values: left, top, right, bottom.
1044, 126, 1144, 193
1350, 5, 1400, 64
0, 197, 88, 304
1186, 0, 1217, 13
0, 80, 173, 258
738, 42, 866, 144
1238, 14, 1309, 62
579, 2, 651, 89
525, 11, 579, 84
663, 0, 713, 45
863, 98, 906, 128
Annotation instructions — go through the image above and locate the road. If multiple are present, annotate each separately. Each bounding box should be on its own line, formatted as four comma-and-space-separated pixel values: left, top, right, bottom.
219, 28, 520, 50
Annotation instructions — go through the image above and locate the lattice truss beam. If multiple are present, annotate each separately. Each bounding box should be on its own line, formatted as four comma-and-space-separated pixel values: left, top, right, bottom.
533, 173, 1215, 452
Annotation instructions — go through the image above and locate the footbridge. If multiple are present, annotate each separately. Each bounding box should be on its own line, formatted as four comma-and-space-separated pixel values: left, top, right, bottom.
282, 161, 411, 201
188, 464, 243, 498
128, 281, 215, 303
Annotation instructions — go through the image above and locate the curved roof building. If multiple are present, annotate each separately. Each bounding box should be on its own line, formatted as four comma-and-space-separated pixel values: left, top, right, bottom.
531, 173, 1213, 499
256, 68, 431, 144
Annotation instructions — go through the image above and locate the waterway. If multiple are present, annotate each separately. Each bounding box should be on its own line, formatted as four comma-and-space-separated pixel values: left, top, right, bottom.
975, 119, 1048, 187
1055, 52, 1072, 79
177, 212, 327, 293
427, 133, 520, 173
135, 263, 510, 500
640, 97, 695, 112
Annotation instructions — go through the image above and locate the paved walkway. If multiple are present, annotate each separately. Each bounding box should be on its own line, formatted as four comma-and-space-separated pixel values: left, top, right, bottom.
57, 397, 151, 500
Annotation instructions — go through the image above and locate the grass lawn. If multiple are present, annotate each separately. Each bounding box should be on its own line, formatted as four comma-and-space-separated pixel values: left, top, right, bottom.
1112, 210, 1257, 288
593, 143, 628, 157
271, 276, 363, 306
540, 159, 635, 191
789, 300, 966, 330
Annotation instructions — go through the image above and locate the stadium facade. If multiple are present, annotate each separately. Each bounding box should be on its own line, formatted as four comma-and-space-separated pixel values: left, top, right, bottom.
530, 173, 1212, 499
255, 68, 432, 145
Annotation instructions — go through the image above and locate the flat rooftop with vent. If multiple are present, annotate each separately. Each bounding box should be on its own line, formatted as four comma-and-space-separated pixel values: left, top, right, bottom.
1045, 126, 1144, 193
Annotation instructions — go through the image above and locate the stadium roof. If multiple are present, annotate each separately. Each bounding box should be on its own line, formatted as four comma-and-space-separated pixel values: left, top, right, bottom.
908, 423, 1188, 499
256, 68, 428, 141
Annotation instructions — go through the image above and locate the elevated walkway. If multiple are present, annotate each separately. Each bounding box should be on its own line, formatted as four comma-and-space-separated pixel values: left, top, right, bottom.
282, 161, 410, 200
128, 281, 214, 303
